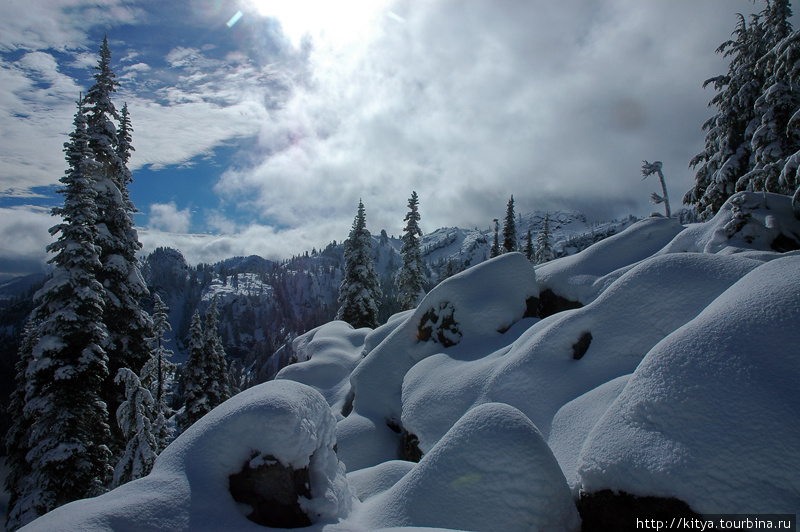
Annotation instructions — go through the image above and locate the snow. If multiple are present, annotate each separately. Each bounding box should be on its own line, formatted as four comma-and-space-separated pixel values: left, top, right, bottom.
20, 380, 355, 532
358, 403, 581, 532
19, 191, 800, 530
577, 254, 800, 514
276, 321, 368, 418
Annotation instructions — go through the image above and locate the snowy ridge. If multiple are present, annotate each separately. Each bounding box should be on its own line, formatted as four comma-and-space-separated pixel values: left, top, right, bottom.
26, 192, 798, 531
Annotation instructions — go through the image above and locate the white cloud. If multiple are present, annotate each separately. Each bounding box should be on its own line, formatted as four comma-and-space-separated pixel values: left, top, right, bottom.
148, 202, 192, 233
216, 0, 763, 238
138, 222, 341, 266
0, 206, 55, 276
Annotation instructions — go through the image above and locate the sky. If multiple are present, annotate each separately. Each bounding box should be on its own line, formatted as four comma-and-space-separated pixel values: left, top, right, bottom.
0, 0, 792, 280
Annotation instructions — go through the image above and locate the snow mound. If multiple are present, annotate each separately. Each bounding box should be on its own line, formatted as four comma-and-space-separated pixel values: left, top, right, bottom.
535, 217, 684, 304
360, 403, 581, 532
276, 321, 368, 418
346, 252, 537, 434
661, 191, 800, 256
401, 252, 761, 454
578, 255, 800, 514
20, 380, 355, 531
347, 460, 415, 502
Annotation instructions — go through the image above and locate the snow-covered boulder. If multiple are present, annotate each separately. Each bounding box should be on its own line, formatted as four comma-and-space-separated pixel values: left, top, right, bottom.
577, 255, 800, 514
401, 252, 761, 454
359, 403, 581, 532
660, 191, 800, 256
337, 253, 538, 471
20, 380, 356, 532
535, 217, 684, 304
276, 321, 369, 418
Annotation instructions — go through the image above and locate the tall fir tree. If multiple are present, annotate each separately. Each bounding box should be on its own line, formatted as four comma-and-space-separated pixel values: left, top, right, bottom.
687, 1, 799, 217
489, 219, 500, 258
202, 298, 231, 409
181, 310, 206, 431
502, 195, 517, 253
5, 319, 39, 531
523, 229, 535, 263
336, 200, 382, 328
5, 99, 112, 530
686, 12, 766, 217
746, 0, 799, 193
181, 300, 230, 431
535, 213, 555, 264
112, 368, 158, 488
83, 36, 152, 452
140, 293, 175, 452
396, 191, 426, 310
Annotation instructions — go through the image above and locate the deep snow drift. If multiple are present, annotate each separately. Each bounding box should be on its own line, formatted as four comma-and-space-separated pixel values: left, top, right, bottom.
20, 192, 800, 531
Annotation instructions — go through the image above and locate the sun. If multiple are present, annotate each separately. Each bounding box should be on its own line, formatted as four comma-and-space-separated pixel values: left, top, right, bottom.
242, 0, 386, 47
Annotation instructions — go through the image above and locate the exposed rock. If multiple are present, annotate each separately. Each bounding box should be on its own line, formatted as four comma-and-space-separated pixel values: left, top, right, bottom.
572, 331, 592, 360
401, 430, 423, 463
534, 288, 583, 318
229, 453, 312, 528
576, 490, 700, 532
416, 301, 461, 347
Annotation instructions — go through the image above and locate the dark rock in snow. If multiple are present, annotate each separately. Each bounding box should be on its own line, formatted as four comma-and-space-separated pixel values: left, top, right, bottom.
532, 288, 583, 318
572, 331, 592, 360
576, 489, 700, 532
229, 453, 312, 528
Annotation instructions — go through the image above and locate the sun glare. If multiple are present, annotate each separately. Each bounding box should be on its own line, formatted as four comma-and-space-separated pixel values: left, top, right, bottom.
243, 0, 385, 47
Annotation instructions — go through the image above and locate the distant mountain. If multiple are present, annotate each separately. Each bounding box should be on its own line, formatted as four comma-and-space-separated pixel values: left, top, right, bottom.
0, 272, 47, 302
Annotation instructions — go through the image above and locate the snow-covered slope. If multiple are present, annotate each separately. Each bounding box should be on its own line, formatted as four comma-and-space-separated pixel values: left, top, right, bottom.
20, 192, 800, 531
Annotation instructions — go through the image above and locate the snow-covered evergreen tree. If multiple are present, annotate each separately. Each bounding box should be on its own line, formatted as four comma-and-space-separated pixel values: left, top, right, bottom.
535, 213, 555, 264
687, 1, 799, 217
6, 99, 113, 529
5, 319, 38, 531
140, 293, 175, 451
502, 195, 517, 253
396, 191, 426, 310
84, 37, 152, 450
181, 310, 206, 431
336, 200, 382, 328
112, 368, 158, 488
202, 298, 231, 409
523, 229, 535, 263
181, 300, 230, 431
490, 219, 500, 258
746, 1, 799, 194
686, 12, 766, 218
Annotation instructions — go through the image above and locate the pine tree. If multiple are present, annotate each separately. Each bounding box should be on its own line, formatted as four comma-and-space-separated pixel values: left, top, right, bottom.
523, 229, 535, 263
336, 200, 382, 328
746, 1, 799, 193
181, 300, 230, 431
686, 1, 799, 216
5, 320, 39, 531
202, 298, 230, 410
535, 213, 555, 264
502, 195, 517, 253
140, 293, 175, 452
181, 310, 206, 431
6, 99, 112, 529
84, 37, 152, 452
489, 219, 500, 258
396, 191, 426, 310
112, 368, 158, 488
686, 12, 766, 218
